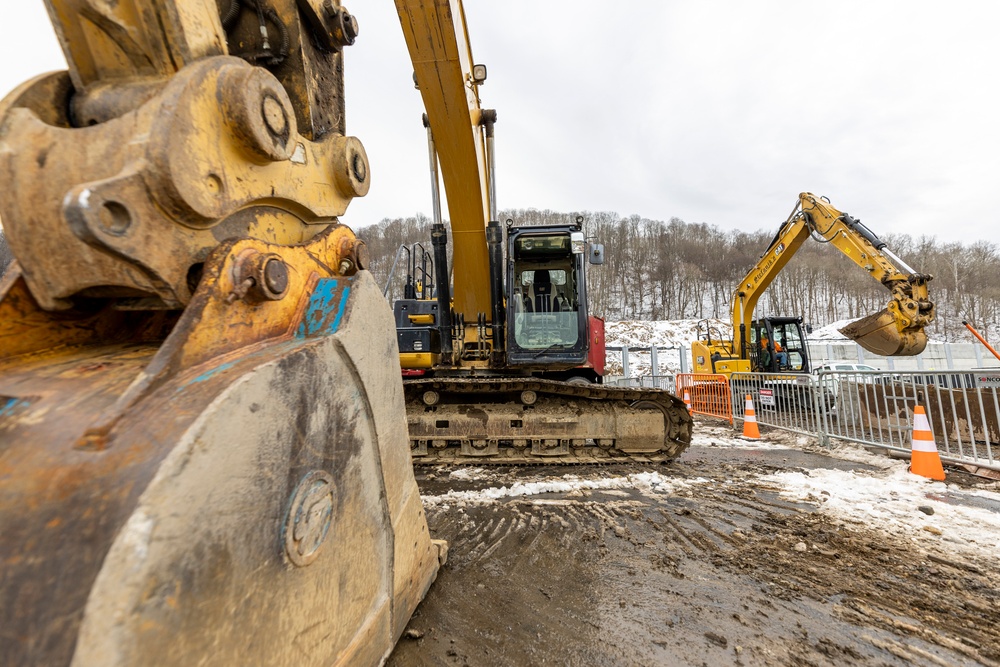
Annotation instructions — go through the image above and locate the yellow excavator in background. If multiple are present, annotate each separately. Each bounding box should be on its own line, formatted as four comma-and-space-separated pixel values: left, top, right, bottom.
693, 192, 936, 377
0, 2, 454, 665
390, 1, 693, 462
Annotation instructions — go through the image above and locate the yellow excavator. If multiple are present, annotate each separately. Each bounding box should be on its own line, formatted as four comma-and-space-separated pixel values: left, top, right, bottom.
0, 2, 463, 665
693, 192, 936, 377
391, 1, 693, 463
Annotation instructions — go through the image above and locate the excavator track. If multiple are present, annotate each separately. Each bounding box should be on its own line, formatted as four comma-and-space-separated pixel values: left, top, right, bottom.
404, 378, 693, 464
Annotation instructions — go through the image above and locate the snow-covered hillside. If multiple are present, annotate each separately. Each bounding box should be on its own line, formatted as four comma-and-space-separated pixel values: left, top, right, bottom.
603, 319, 725, 376
605, 319, 728, 350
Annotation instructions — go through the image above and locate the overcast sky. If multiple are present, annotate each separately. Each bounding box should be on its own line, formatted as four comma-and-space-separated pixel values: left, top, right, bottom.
2, 2, 997, 245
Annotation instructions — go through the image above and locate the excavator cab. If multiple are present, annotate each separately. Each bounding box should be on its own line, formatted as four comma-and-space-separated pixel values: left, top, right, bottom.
506, 223, 591, 368
750, 317, 811, 373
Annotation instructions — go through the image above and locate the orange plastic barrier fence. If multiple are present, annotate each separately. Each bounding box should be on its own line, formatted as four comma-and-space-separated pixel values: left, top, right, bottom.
675, 373, 733, 424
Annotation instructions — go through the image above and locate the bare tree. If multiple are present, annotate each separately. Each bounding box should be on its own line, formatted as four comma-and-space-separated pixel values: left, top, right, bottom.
355, 209, 1000, 342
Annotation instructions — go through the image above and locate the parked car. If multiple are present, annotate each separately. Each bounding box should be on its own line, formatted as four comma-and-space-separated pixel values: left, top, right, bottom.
813, 363, 881, 374
813, 363, 896, 411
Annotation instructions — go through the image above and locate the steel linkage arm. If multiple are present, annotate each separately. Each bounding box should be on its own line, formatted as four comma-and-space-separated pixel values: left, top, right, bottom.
0, 0, 368, 311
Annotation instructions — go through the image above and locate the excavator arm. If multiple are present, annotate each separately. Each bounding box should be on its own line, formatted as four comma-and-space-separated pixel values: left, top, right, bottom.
732, 192, 935, 357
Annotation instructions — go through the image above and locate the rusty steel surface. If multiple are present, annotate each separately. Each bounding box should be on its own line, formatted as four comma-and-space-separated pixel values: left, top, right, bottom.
403, 378, 693, 463
0, 1, 444, 664
1, 245, 444, 665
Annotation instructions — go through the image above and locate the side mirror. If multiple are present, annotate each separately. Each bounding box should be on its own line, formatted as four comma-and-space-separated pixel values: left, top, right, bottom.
805, 324, 813, 334
589, 243, 605, 265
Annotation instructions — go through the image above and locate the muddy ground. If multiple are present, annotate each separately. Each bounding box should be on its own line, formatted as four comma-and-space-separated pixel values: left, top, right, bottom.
389, 425, 1000, 666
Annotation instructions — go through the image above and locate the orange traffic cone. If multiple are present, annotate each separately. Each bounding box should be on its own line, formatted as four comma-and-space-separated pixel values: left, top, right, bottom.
910, 405, 945, 481
742, 394, 760, 440
683, 389, 693, 412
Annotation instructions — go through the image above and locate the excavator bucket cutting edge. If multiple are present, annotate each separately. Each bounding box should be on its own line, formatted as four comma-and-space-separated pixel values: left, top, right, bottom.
838, 309, 928, 356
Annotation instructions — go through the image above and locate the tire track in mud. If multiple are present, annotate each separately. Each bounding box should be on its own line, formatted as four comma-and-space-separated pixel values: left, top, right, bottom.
391, 455, 1000, 667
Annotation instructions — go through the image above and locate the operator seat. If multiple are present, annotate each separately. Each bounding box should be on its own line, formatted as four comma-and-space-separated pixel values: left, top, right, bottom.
532, 269, 557, 312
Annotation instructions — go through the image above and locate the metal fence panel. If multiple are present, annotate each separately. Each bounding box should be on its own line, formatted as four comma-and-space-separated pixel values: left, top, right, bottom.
817, 370, 1000, 471
608, 362, 1000, 472
729, 372, 830, 437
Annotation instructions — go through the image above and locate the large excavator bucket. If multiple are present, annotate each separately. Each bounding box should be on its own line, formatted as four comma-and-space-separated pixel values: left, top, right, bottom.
0, 234, 445, 666
839, 309, 928, 356
1, 2, 445, 663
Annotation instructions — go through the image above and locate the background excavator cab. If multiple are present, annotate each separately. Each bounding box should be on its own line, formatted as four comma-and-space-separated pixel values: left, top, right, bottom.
750, 317, 810, 373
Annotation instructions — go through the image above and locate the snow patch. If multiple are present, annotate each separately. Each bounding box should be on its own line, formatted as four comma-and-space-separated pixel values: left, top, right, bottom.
761, 462, 1000, 558
690, 426, 797, 450
448, 468, 486, 481
421, 471, 709, 507
807, 319, 854, 342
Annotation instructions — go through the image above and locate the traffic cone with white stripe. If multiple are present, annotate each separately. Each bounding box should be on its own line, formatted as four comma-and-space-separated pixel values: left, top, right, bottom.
910, 405, 945, 481
683, 389, 693, 412
742, 394, 760, 440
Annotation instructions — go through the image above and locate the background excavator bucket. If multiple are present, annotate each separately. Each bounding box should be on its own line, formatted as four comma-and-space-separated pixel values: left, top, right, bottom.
839, 309, 928, 356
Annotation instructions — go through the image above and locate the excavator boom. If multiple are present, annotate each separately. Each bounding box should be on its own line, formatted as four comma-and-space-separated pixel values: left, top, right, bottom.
395, 0, 493, 320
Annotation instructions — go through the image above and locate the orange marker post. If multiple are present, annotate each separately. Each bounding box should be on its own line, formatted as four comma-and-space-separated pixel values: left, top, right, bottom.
910, 405, 945, 481
683, 389, 693, 413
742, 394, 761, 440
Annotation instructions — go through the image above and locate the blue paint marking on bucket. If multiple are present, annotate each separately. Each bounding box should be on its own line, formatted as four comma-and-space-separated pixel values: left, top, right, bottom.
189, 361, 237, 386
298, 278, 352, 338
0, 396, 26, 417
177, 278, 353, 392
